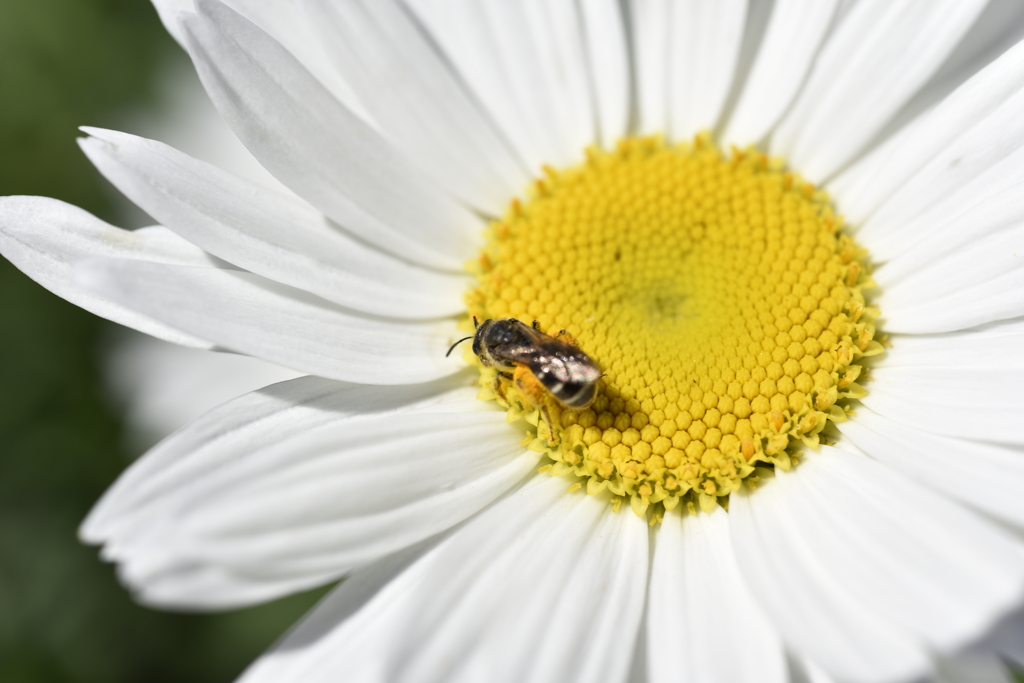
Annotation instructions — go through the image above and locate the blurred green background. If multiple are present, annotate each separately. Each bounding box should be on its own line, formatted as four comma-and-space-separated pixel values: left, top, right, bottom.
0, 1, 323, 681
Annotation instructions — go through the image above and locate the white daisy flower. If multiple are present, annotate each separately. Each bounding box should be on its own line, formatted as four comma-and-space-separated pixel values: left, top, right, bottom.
3, 1, 1024, 682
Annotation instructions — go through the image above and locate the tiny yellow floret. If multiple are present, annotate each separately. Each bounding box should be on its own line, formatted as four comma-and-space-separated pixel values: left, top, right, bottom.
463, 135, 880, 518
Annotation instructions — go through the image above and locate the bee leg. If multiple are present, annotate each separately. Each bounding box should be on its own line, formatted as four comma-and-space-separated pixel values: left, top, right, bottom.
538, 405, 557, 447
491, 370, 513, 404
513, 365, 559, 446
532, 319, 543, 331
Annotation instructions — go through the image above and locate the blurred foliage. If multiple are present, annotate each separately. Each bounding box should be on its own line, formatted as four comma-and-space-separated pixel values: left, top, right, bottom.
0, 1, 323, 681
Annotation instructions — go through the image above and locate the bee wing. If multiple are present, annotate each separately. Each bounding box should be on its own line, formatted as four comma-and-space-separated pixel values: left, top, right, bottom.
494, 321, 550, 365
516, 322, 551, 347
498, 321, 602, 385
539, 346, 600, 382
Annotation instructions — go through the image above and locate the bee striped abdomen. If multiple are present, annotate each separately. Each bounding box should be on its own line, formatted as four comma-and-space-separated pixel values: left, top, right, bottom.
558, 380, 597, 408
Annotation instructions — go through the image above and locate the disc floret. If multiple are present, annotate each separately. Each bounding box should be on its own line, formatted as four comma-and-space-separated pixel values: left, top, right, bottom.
462, 135, 881, 518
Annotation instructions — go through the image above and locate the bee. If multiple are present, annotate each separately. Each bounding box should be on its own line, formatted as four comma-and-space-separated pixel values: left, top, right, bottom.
447, 318, 601, 443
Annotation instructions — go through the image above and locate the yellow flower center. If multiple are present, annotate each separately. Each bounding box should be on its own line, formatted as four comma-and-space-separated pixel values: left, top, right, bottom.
463, 135, 882, 518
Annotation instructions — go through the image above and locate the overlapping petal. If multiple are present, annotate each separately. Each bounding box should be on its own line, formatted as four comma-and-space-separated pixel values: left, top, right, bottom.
839, 55, 1024, 269
872, 320, 1024, 369
875, 218, 1024, 332
298, 0, 530, 211
406, 0, 609, 170
647, 506, 787, 683
731, 446, 1024, 683
825, 35, 1024, 333
75, 257, 462, 384
239, 475, 648, 683
578, 0, 630, 147
858, 365, 1024, 445
0, 196, 213, 348
864, 145, 1024, 333
82, 375, 537, 609
665, 0, 748, 141
865, 0, 1024, 153
181, 0, 480, 270
831, 34, 1024, 227
839, 405, 1024, 530
722, 0, 840, 147
151, 0, 372, 122
772, 0, 989, 182
630, 0, 671, 136
79, 128, 466, 319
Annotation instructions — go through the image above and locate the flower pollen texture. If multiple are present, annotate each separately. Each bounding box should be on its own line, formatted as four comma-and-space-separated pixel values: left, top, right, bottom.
466, 136, 882, 518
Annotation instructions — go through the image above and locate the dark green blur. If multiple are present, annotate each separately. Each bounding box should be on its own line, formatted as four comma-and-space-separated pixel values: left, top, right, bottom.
0, 1, 323, 681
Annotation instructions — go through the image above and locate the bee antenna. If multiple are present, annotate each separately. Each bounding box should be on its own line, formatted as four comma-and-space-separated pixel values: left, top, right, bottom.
445, 335, 474, 357
472, 315, 479, 328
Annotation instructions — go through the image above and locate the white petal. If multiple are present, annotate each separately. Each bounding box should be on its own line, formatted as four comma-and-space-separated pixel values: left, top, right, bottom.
402, 0, 545, 168
397, 479, 648, 683
873, 320, 1024, 370
625, 633, 647, 683
298, 0, 529, 211
134, 50, 293, 195
87, 375, 428, 542
181, 0, 479, 270
869, 155, 1024, 272
490, 0, 597, 161
104, 330, 302, 447
247, 537, 449, 683
241, 475, 649, 683
666, 0, 749, 141
79, 128, 466, 319
405, 0, 597, 171
0, 196, 212, 348
647, 506, 787, 683
861, 364, 1024, 445
152, 0, 192, 45
84, 377, 536, 609
872, 197, 1024, 333
731, 446, 1024, 683
579, 0, 631, 147
840, 405, 1024, 531
831, 38, 1024, 228
75, 257, 462, 384
721, 0, 840, 147
240, 539, 440, 683
860, 2, 1024, 161
631, 0, 671, 135
944, 0, 1024, 76
771, 0, 989, 182
516, 0, 599, 157
151, 0, 371, 123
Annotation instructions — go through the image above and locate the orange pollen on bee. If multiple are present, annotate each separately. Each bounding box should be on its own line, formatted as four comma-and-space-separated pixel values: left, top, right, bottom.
461, 134, 882, 519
